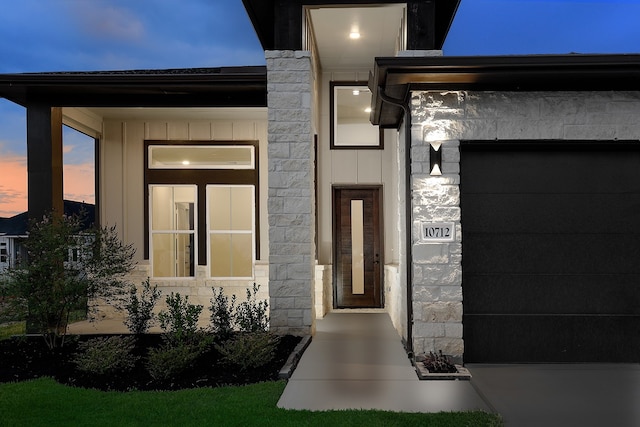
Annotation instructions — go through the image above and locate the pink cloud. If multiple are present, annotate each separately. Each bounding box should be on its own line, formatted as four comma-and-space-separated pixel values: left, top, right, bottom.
0, 155, 27, 217
0, 156, 94, 218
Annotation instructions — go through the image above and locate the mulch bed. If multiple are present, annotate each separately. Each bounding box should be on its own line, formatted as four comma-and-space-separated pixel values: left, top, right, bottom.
0, 333, 301, 392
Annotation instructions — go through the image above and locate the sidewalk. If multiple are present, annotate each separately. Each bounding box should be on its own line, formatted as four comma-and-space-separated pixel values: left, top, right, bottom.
277, 312, 490, 412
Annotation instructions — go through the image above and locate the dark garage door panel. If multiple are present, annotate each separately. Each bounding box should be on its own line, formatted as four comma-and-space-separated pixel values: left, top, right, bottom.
461, 142, 640, 363
462, 193, 640, 234
464, 274, 640, 315
464, 314, 640, 363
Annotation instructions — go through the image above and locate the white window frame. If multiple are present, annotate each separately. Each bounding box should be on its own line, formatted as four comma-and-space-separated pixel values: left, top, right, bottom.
149, 184, 197, 279
207, 184, 255, 280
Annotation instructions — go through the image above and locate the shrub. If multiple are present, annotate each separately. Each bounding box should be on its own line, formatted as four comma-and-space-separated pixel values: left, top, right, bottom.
0, 213, 135, 349
146, 341, 204, 381
124, 278, 161, 334
235, 284, 269, 333
209, 287, 236, 337
158, 293, 203, 345
73, 336, 139, 375
423, 350, 458, 374
216, 332, 279, 371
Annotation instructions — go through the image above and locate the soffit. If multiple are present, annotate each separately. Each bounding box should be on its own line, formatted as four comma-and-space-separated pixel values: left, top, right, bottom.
308, 5, 405, 70
83, 107, 267, 121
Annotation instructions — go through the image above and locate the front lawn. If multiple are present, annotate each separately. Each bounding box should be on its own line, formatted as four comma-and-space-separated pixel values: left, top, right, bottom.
0, 321, 25, 340
0, 378, 502, 426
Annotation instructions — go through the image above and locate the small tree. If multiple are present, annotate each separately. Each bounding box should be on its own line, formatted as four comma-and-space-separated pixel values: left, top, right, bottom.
0, 212, 135, 349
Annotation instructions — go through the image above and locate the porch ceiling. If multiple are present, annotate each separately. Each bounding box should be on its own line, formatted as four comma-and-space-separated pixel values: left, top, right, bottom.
242, 0, 460, 56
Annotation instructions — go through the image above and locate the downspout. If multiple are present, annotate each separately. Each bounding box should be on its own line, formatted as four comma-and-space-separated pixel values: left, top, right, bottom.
378, 86, 414, 356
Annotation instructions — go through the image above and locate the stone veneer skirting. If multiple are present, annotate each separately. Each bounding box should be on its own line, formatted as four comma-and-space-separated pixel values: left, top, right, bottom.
93, 262, 270, 328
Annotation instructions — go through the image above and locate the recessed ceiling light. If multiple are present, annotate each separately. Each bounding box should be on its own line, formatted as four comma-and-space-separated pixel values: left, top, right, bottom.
365, 107, 372, 113
182, 160, 190, 165
349, 31, 360, 39
353, 89, 360, 96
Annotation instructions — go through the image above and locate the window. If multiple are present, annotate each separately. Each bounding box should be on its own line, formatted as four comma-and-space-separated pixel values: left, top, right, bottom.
149, 145, 254, 169
150, 185, 196, 278
208, 185, 255, 278
145, 140, 259, 279
330, 82, 383, 149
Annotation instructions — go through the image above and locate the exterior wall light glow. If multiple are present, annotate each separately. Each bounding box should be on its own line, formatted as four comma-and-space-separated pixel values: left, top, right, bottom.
429, 142, 442, 176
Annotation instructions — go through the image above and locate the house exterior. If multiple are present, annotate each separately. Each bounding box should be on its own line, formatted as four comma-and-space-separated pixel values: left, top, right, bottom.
0, 214, 27, 271
1, 0, 639, 363
0, 200, 95, 270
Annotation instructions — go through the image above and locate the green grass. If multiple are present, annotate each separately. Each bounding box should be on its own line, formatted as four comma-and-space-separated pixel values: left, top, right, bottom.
0, 378, 502, 426
0, 321, 25, 340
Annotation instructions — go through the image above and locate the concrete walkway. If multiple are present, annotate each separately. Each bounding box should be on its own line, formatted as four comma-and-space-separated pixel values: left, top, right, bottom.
468, 364, 640, 427
277, 312, 490, 412
69, 313, 640, 425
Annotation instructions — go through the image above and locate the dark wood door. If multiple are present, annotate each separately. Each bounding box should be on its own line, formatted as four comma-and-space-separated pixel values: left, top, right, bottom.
333, 187, 383, 308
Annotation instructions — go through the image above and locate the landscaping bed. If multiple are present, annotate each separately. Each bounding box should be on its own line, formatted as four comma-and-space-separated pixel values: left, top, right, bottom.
0, 333, 301, 392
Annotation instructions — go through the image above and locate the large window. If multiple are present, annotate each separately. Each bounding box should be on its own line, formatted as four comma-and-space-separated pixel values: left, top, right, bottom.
150, 185, 196, 278
145, 140, 258, 280
208, 185, 254, 278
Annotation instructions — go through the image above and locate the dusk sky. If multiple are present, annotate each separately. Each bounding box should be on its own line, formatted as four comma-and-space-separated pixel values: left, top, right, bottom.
1, 0, 640, 217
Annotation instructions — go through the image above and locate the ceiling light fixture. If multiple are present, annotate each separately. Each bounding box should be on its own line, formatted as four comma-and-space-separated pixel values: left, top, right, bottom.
349, 31, 360, 39
353, 89, 360, 96
365, 107, 372, 113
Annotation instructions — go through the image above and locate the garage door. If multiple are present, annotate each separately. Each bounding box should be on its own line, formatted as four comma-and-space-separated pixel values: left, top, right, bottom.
461, 141, 640, 362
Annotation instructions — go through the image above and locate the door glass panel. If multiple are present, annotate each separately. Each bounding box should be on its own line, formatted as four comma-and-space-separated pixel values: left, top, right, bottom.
351, 200, 365, 294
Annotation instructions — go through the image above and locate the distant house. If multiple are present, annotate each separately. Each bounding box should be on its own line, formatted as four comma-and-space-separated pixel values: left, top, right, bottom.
0, 200, 94, 270
0, 0, 639, 363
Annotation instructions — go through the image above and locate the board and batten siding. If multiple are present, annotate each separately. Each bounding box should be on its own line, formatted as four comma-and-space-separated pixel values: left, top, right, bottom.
100, 119, 269, 264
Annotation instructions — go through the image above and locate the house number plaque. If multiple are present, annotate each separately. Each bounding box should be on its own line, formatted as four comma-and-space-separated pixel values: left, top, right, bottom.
421, 222, 455, 242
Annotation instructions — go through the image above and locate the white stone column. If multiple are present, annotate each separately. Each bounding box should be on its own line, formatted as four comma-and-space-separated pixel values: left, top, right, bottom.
410, 91, 464, 359
266, 50, 315, 335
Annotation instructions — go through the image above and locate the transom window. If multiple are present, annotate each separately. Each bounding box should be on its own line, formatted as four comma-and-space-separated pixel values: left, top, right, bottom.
148, 145, 254, 169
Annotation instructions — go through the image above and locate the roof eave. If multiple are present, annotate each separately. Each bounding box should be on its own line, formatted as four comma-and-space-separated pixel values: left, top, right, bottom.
371, 54, 640, 128
0, 67, 268, 108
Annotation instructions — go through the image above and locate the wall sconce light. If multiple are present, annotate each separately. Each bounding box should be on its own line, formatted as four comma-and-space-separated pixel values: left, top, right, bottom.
429, 142, 442, 176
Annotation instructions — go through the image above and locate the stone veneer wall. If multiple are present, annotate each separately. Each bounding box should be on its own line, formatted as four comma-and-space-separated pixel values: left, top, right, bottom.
409, 90, 640, 358
266, 51, 315, 335
93, 262, 270, 328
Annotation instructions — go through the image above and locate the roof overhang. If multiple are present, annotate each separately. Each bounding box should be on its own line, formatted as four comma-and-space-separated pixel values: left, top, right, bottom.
242, 0, 460, 51
0, 66, 267, 108
371, 54, 640, 128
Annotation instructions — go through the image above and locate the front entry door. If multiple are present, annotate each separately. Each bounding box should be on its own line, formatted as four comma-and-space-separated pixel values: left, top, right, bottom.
333, 186, 383, 308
